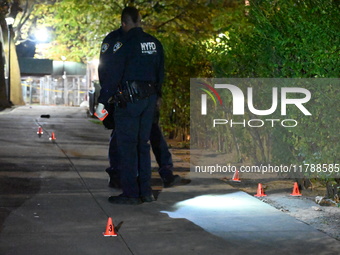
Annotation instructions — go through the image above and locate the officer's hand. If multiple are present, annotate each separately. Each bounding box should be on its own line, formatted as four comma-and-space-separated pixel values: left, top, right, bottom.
94, 103, 108, 121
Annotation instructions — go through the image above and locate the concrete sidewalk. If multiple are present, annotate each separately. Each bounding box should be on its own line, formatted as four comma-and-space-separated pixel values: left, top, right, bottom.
0, 105, 339, 255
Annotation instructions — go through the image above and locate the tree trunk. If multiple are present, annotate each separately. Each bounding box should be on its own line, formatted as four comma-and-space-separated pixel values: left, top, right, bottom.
8, 37, 24, 105
0, 2, 24, 107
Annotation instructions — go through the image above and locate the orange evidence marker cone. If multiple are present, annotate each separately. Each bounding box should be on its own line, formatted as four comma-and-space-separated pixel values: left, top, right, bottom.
103, 217, 118, 237
254, 183, 267, 197
49, 132, 56, 141
290, 182, 302, 196
231, 169, 241, 182
37, 126, 43, 135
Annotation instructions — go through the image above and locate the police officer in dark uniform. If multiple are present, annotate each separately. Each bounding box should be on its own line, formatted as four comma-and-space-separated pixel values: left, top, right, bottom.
96, 6, 165, 204
98, 7, 180, 193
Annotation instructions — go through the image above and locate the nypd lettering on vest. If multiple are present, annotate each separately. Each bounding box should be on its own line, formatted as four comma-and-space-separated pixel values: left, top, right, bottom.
113, 42, 123, 53
140, 42, 157, 54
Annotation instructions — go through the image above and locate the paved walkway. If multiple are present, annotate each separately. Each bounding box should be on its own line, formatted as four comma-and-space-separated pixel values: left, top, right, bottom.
0, 105, 339, 255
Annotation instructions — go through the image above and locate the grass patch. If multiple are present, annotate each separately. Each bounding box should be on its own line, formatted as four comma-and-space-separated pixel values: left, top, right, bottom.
88, 119, 103, 125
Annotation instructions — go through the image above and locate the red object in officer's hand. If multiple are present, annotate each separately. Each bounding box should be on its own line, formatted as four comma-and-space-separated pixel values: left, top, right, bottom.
95, 109, 108, 121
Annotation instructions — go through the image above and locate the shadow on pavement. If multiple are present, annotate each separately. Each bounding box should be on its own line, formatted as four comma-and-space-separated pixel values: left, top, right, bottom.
0, 163, 41, 232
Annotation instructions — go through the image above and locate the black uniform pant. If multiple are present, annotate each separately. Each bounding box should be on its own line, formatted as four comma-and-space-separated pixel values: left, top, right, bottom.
114, 94, 157, 198
108, 105, 174, 183
109, 123, 173, 177
149, 122, 173, 179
